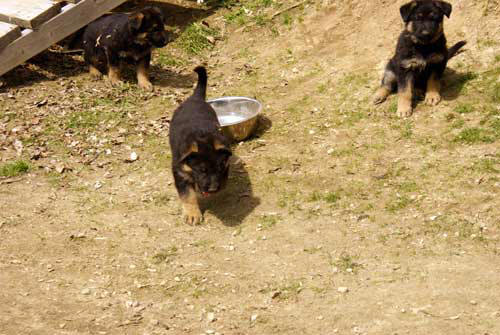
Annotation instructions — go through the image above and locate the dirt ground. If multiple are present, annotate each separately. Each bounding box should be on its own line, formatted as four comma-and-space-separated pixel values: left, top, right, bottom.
1, 0, 499, 334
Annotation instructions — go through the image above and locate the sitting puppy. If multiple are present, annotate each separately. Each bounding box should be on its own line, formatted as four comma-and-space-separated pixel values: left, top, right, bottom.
169, 66, 232, 224
373, 0, 466, 117
82, 7, 169, 91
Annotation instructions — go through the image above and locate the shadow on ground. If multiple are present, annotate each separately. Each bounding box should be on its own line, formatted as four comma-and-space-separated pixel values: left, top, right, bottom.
441, 68, 477, 101
200, 155, 260, 227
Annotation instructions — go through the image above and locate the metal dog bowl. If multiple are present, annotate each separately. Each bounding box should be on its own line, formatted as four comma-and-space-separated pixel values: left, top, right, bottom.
208, 96, 262, 141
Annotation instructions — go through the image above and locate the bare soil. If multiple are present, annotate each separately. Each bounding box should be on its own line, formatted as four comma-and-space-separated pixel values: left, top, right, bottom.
1, 0, 499, 334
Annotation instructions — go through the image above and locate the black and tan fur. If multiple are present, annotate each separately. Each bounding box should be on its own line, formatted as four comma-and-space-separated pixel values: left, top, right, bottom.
373, 0, 466, 117
169, 67, 232, 225
81, 7, 169, 91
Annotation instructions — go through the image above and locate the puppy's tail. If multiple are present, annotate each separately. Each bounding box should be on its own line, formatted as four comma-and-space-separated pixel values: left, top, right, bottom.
448, 41, 467, 59
193, 66, 207, 100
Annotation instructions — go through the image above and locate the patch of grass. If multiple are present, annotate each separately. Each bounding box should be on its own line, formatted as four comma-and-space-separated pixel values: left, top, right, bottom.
451, 118, 465, 129
274, 280, 303, 301
385, 195, 413, 212
454, 127, 494, 144
324, 191, 341, 204
309, 191, 340, 204
400, 121, 413, 139
333, 252, 362, 273
192, 239, 213, 248
282, 13, 293, 26
224, 7, 248, 25
317, 83, 327, 94
471, 158, 499, 174
155, 52, 186, 67
152, 246, 178, 264
492, 82, 500, 103
398, 181, 418, 193
259, 214, 280, 229
0, 160, 29, 177
388, 100, 397, 115
454, 103, 474, 114
178, 23, 218, 55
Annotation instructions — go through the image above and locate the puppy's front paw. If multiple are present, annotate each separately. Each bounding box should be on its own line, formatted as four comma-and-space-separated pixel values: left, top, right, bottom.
401, 58, 426, 70
89, 65, 102, 79
184, 206, 202, 225
373, 87, 390, 105
108, 76, 123, 87
424, 91, 441, 106
138, 78, 153, 91
397, 105, 412, 118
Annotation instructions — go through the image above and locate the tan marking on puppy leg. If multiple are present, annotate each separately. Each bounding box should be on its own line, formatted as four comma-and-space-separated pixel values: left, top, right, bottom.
213, 139, 228, 151
108, 65, 122, 86
180, 187, 202, 225
424, 73, 441, 106
397, 79, 413, 117
89, 65, 102, 79
137, 60, 153, 91
373, 87, 391, 104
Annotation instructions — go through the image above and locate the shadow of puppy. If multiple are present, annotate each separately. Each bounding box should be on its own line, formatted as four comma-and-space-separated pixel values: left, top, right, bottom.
200, 155, 260, 227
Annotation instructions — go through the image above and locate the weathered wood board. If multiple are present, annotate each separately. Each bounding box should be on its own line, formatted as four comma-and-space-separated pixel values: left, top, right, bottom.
0, 21, 20, 50
0, 0, 62, 29
0, 0, 127, 77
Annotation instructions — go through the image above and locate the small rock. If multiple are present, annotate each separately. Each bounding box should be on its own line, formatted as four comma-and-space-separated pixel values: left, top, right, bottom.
337, 287, 349, 293
250, 314, 258, 322
55, 163, 66, 174
205, 330, 215, 334
125, 152, 138, 163
207, 312, 216, 322
470, 300, 477, 305
94, 181, 103, 189
81, 288, 91, 295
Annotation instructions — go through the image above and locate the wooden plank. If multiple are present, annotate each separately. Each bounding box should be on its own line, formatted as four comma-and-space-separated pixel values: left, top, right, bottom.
0, 0, 127, 77
0, 0, 62, 29
0, 22, 21, 50
54, 0, 82, 3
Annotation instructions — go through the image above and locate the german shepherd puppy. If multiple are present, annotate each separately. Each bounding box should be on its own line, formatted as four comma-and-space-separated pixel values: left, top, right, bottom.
169, 67, 232, 225
373, 0, 466, 117
82, 7, 169, 91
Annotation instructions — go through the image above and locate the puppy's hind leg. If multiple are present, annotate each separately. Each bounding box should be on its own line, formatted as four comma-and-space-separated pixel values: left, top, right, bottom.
374, 65, 396, 104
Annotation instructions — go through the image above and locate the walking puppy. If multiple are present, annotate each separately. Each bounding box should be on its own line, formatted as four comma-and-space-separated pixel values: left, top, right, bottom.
169, 67, 232, 225
373, 0, 466, 117
82, 7, 169, 91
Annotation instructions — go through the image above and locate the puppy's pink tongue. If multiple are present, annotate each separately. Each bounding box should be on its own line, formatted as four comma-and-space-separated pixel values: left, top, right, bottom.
202, 192, 210, 198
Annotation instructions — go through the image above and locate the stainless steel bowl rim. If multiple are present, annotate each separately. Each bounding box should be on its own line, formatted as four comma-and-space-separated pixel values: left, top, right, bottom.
207, 96, 262, 126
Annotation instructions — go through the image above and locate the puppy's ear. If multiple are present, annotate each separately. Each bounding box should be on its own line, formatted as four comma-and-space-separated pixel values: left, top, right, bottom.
400, 1, 417, 22
434, 1, 452, 18
129, 12, 144, 31
180, 142, 198, 162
